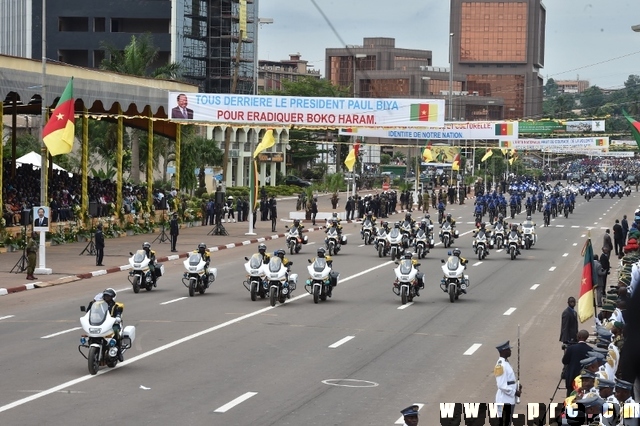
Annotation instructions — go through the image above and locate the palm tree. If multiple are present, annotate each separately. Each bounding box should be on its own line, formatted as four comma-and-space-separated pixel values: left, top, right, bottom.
179, 135, 223, 193
100, 33, 182, 183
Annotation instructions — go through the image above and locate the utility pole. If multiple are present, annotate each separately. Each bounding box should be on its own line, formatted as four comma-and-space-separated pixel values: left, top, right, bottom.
221, 30, 244, 189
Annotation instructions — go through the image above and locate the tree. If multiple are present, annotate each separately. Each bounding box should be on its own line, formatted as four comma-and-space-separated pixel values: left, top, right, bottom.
380, 154, 391, 165
580, 86, 604, 112
544, 78, 559, 98
100, 33, 182, 183
178, 135, 223, 193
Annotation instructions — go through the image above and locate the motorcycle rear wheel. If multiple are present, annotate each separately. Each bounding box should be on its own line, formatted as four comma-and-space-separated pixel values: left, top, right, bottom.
199, 282, 206, 295
88, 346, 100, 375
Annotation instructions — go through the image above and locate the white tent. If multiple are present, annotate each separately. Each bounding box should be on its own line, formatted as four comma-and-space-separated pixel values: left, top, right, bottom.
15, 151, 67, 172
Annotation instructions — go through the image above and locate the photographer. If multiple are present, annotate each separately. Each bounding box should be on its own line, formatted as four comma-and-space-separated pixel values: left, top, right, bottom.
562, 330, 592, 397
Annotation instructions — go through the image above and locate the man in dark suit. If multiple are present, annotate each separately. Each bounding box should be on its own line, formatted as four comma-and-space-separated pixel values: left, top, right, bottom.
561, 330, 592, 396
560, 296, 578, 344
170, 93, 193, 119
95, 223, 105, 266
169, 212, 179, 252
34, 208, 48, 227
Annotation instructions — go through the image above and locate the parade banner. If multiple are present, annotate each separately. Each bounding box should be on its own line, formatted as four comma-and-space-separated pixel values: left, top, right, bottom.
168, 92, 445, 128
339, 121, 518, 140
518, 120, 605, 134
426, 146, 461, 163
499, 137, 609, 150
542, 149, 634, 157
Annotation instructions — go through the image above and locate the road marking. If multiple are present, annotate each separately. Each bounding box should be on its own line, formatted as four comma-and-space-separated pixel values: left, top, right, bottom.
496, 249, 503, 253
463, 344, 482, 355
41, 327, 82, 339
555, 225, 565, 228
572, 226, 580, 228
395, 403, 425, 424
562, 253, 568, 257
549, 266, 556, 272
328, 336, 355, 348
581, 234, 586, 238
530, 284, 539, 290
594, 222, 598, 225
472, 261, 482, 266
0, 315, 15, 321
115, 287, 131, 293
358, 244, 365, 247
0, 261, 396, 414
214, 392, 258, 413
397, 302, 414, 310
160, 297, 188, 305
599, 218, 602, 220
573, 243, 577, 246
503, 307, 517, 316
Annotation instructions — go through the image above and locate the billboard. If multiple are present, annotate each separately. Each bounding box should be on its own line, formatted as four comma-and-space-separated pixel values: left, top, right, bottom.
168, 92, 445, 128
518, 120, 605, 134
499, 137, 609, 150
339, 121, 518, 141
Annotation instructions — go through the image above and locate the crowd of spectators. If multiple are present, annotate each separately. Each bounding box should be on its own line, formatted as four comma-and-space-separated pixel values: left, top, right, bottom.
2, 161, 150, 226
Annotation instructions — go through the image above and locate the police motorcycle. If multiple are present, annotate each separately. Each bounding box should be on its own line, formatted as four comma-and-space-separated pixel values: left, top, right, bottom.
439, 221, 454, 248
325, 226, 343, 256
625, 185, 632, 197
374, 222, 390, 258
472, 226, 490, 260
79, 290, 135, 375
493, 221, 506, 249
414, 220, 434, 259
392, 252, 424, 305
305, 249, 339, 303
243, 253, 268, 301
127, 249, 164, 293
266, 250, 298, 307
440, 249, 470, 303
285, 224, 307, 255
386, 222, 404, 260
361, 216, 376, 245
522, 221, 536, 249
182, 251, 217, 297
506, 225, 523, 260
399, 216, 415, 250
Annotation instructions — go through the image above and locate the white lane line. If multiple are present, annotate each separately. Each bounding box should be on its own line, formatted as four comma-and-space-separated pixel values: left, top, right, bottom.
0, 315, 15, 321
463, 344, 482, 355
328, 336, 355, 348
599, 218, 602, 220
562, 253, 569, 257
503, 307, 517, 316
530, 284, 540, 290
571, 225, 580, 228
41, 327, 82, 339
115, 287, 131, 293
573, 243, 577, 246
395, 403, 425, 424
472, 261, 482, 266
214, 392, 258, 413
555, 225, 565, 228
0, 261, 395, 414
307, 242, 316, 246
600, 227, 607, 230
160, 297, 188, 305
549, 266, 557, 272
581, 234, 586, 238
496, 249, 503, 253
594, 222, 598, 225
358, 244, 365, 247
397, 302, 414, 310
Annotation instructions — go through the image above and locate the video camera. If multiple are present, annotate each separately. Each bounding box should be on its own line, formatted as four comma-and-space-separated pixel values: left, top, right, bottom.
561, 340, 577, 351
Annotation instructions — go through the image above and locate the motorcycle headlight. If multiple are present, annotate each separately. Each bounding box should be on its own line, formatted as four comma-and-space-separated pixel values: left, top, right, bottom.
108, 347, 118, 357
89, 327, 101, 334
80, 337, 87, 345
109, 338, 117, 347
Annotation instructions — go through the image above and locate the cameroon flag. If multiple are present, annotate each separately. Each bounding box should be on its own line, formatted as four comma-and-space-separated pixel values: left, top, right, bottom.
42, 77, 75, 156
578, 237, 596, 323
410, 103, 438, 122
622, 110, 640, 149
452, 153, 461, 171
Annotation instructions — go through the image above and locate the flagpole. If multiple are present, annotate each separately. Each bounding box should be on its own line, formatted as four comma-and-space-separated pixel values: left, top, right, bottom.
246, 130, 257, 236
37, 0, 52, 275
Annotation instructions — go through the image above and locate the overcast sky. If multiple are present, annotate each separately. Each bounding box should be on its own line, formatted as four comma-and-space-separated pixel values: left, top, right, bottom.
258, 0, 640, 90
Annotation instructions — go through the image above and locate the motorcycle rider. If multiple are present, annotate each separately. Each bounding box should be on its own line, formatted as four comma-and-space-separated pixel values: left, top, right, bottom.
508, 224, 523, 255
87, 288, 125, 362
192, 242, 211, 269
473, 222, 491, 255
142, 242, 159, 286
274, 249, 293, 283
289, 218, 307, 246
256, 243, 271, 264
311, 247, 337, 296
361, 211, 377, 239
437, 200, 446, 223
325, 218, 343, 247
402, 251, 424, 296
443, 213, 459, 238
543, 201, 551, 226
451, 247, 469, 266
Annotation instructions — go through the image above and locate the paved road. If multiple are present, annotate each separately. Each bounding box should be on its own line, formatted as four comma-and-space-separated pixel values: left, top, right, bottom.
0, 192, 636, 425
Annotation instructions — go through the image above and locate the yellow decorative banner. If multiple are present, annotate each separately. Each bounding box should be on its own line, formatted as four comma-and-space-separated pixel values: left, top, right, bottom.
239, 0, 247, 40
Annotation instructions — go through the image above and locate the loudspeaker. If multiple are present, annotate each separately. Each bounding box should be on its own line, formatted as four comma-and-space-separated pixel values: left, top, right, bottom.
21, 209, 32, 227
156, 198, 167, 211
215, 191, 225, 206
89, 201, 99, 217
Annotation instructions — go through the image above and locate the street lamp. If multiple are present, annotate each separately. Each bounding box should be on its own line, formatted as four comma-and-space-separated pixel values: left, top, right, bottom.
353, 54, 367, 97
633, 24, 640, 32
448, 33, 454, 121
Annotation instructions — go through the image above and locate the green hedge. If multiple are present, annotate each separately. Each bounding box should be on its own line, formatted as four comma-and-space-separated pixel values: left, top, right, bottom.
219, 185, 305, 199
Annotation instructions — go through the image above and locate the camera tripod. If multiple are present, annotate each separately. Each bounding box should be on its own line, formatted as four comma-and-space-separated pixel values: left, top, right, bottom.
10, 226, 29, 274
153, 209, 170, 243
79, 217, 96, 256
208, 211, 228, 236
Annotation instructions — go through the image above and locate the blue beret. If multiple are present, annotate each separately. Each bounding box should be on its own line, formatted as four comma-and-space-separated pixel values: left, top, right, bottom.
576, 394, 604, 408
597, 378, 615, 388
496, 341, 512, 351
401, 405, 420, 417
615, 379, 633, 391
580, 357, 597, 367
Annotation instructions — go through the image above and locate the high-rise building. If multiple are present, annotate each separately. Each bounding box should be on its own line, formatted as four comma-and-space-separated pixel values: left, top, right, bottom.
450, 0, 546, 119
258, 54, 320, 93
0, 0, 257, 94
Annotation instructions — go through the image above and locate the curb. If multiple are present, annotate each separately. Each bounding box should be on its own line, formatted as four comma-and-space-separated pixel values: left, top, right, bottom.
0, 226, 326, 296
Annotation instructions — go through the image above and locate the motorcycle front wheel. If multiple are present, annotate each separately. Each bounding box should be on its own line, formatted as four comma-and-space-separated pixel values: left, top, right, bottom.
313, 285, 320, 304
510, 247, 516, 260
250, 281, 258, 301
132, 276, 140, 294
88, 346, 100, 375
401, 286, 408, 305
189, 279, 196, 297
289, 242, 295, 255
378, 244, 384, 258
448, 283, 456, 303
269, 287, 277, 307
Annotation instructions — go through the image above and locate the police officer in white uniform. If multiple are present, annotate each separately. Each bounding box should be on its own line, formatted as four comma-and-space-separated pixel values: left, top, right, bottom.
494, 341, 522, 425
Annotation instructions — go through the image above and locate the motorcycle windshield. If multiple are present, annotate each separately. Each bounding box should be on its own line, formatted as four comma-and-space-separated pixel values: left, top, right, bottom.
399, 259, 413, 274
249, 254, 263, 269
442, 223, 451, 231
476, 231, 486, 241
522, 224, 534, 231
362, 220, 372, 227
188, 253, 201, 266
133, 250, 146, 263
288, 228, 298, 237
389, 228, 400, 238
416, 229, 425, 237
509, 232, 519, 239
327, 228, 338, 237
89, 301, 109, 326
313, 258, 327, 272
446, 256, 460, 270
269, 257, 283, 273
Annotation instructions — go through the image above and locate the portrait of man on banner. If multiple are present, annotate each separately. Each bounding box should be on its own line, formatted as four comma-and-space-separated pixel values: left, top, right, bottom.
33, 206, 50, 231
171, 93, 194, 119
